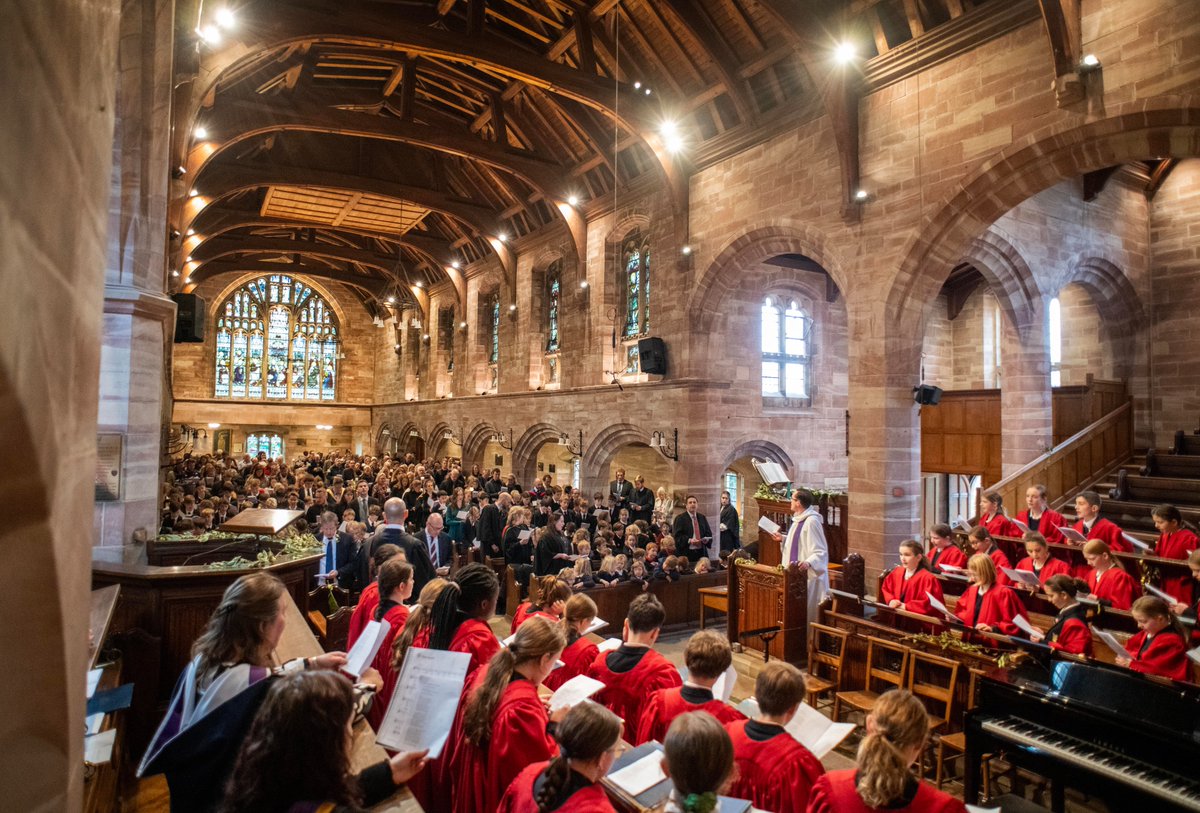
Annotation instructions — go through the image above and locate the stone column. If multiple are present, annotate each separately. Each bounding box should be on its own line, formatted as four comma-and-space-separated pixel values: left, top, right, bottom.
999, 309, 1052, 479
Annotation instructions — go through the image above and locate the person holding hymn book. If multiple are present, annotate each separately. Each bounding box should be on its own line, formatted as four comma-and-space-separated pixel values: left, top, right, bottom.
806, 689, 968, 813
1084, 540, 1142, 610
1016, 484, 1066, 544
967, 527, 1013, 586
451, 617, 569, 813
659, 713, 737, 813
543, 595, 601, 692
1015, 532, 1070, 589
1072, 491, 1131, 553
977, 491, 1022, 539
218, 672, 428, 813
366, 560, 414, 731
1153, 504, 1199, 603
429, 564, 502, 680
139, 573, 354, 813
497, 701, 622, 813
347, 544, 404, 648
879, 539, 943, 617
927, 524, 967, 573
1028, 575, 1093, 656
586, 594, 682, 742
1168, 550, 1200, 629
636, 630, 746, 744
725, 661, 825, 813
1117, 596, 1191, 681
512, 576, 572, 634
947, 554, 1024, 635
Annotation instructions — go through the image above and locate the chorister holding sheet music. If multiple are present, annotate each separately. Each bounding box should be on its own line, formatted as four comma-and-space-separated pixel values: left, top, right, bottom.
1153, 504, 1200, 603
1117, 596, 1191, 681
879, 540, 944, 617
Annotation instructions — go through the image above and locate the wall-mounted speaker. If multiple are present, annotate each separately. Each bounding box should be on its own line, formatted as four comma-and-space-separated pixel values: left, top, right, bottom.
172, 292, 206, 343
913, 384, 943, 405
637, 337, 667, 375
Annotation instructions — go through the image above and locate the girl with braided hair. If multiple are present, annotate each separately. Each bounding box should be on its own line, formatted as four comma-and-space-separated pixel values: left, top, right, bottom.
428, 562, 502, 679
497, 701, 621, 812
807, 689, 967, 812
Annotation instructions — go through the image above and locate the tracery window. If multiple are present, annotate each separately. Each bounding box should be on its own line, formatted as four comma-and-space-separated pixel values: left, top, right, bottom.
760, 296, 812, 399
620, 230, 650, 374
488, 292, 500, 364
246, 433, 284, 460
214, 275, 338, 401
545, 260, 562, 353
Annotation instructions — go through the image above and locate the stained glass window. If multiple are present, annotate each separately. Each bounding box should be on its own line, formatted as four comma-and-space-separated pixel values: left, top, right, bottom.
761, 296, 812, 398
488, 292, 500, 364
622, 231, 650, 338
213, 275, 338, 401
246, 433, 284, 461
1049, 297, 1062, 387
545, 260, 561, 353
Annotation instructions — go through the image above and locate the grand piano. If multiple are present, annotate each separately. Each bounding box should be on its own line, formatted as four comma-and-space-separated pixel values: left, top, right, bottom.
965, 658, 1200, 812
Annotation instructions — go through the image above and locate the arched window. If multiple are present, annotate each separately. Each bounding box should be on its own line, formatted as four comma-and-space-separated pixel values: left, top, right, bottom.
214, 275, 338, 401
488, 292, 500, 364
545, 260, 562, 353
246, 433, 284, 461
1048, 296, 1062, 387
622, 230, 650, 339
760, 296, 812, 398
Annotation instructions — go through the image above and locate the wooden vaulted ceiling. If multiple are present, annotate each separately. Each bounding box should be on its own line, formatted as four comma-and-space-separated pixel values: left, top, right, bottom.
170, 0, 1029, 313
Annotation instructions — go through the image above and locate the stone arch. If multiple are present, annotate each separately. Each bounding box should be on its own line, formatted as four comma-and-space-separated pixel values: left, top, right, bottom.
425, 421, 457, 460
887, 97, 1200, 333
717, 437, 797, 477
960, 230, 1041, 338
375, 423, 393, 454
1056, 256, 1144, 382
581, 423, 654, 490
513, 422, 567, 488
691, 222, 850, 334
462, 421, 501, 470
206, 270, 359, 332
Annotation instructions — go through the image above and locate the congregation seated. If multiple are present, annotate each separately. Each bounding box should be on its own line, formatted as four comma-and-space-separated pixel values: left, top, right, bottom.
635, 630, 745, 744
878, 539, 943, 616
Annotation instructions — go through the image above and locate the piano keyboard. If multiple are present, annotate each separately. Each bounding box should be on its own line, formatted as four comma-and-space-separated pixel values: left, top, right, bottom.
980, 716, 1200, 810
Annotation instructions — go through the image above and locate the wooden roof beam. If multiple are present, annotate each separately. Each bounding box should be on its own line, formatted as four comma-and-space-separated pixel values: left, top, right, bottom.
657, 0, 754, 123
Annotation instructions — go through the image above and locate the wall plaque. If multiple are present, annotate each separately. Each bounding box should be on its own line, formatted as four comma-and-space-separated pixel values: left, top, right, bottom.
95, 434, 123, 501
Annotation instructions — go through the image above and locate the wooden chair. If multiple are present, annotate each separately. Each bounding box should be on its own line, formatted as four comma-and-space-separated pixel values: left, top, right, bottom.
323, 605, 354, 653
935, 668, 984, 790
906, 650, 959, 779
805, 623, 850, 710
833, 637, 909, 723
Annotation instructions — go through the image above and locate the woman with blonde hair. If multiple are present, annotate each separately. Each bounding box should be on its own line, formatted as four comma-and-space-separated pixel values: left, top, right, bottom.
807, 689, 967, 812
944, 554, 1023, 634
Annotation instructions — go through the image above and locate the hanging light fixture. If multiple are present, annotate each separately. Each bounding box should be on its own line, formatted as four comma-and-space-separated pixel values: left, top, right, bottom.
380, 203, 417, 310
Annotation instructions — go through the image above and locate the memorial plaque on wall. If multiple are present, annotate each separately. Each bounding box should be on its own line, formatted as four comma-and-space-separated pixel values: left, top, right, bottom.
95, 434, 123, 501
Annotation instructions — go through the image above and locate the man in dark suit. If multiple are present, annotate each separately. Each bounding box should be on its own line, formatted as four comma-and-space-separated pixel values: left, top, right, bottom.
483, 468, 505, 498
609, 468, 633, 513
315, 512, 357, 589
719, 490, 741, 553
417, 512, 453, 572
672, 494, 713, 564
349, 481, 377, 522
439, 466, 466, 494
358, 498, 436, 599
477, 492, 511, 557
304, 486, 333, 525
628, 475, 655, 525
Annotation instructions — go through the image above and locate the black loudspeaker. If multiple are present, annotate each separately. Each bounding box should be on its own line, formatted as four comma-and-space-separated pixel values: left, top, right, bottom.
913, 384, 943, 405
637, 337, 667, 375
172, 292, 207, 343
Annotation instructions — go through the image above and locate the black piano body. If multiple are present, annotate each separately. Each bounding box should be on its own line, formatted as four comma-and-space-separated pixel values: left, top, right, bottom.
965, 658, 1200, 812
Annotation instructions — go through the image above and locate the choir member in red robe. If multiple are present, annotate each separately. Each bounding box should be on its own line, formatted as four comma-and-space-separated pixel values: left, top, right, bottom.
1014, 532, 1070, 589
429, 563, 502, 680
347, 543, 404, 647
366, 559, 413, 730
946, 554, 1024, 635
586, 594, 681, 743
660, 713, 736, 813
497, 701, 621, 813
1015, 484, 1066, 545
1084, 541, 1141, 611
725, 661, 824, 813
967, 528, 1013, 587
636, 630, 745, 744
927, 524, 968, 573
511, 576, 571, 636
1117, 597, 1192, 682
1028, 575, 1093, 656
543, 594, 601, 692
978, 491, 1022, 540
807, 690, 967, 813
879, 540, 943, 617
1168, 551, 1200, 638
451, 616, 567, 813
1153, 504, 1199, 603
1073, 490, 1131, 553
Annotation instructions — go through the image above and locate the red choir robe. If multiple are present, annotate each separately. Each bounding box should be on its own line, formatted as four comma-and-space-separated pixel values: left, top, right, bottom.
928, 544, 967, 573
542, 635, 599, 692
347, 582, 381, 648
1157, 529, 1199, 603
953, 584, 1024, 635
635, 685, 745, 745
879, 567, 943, 616
1087, 566, 1141, 611
1015, 556, 1071, 585
366, 602, 410, 731
1043, 604, 1092, 657
1016, 509, 1067, 545
451, 675, 558, 813
984, 546, 1013, 587
497, 761, 616, 813
451, 617, 503, 680
1073, 517, 1131, 553
510, 601, 533, 634
981, 512, 1022, 539
1124, 628, 1191, 682
586, 645, 682, 744
807, 769, 968, 813
725, 719, 824, 813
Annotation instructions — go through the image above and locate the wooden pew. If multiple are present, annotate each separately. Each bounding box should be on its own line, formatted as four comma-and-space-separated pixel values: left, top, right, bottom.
1110, 469, 1200, 505
1142, 447, 1200, 479
1171, 429, 1200, 456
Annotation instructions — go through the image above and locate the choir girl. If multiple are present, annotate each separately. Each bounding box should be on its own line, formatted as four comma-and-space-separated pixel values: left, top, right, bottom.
878, 539, 943, 616
948, 554, 1024, 635
1083, 540, 1141, 610
1028, 574, 1093, 656
636, 630, 745, 744
1152, 504, 1199, 603
586, 594, 682, 742
347, 543, 403, 647
542, 594, 601, 692
725, 661, 825, 813
1014, 532, 1070, 588
511, 575, 571, 634
927, 524, 967, 573
806, 689, 967, 813
1117, 596, 1191, 681
966, 527, 1012, 586
428, 563, 502, 679
659, 713, 736, 813
1168, 550, 1200, 622
452, 616, 568, 813
1015, 484, 1066, 544
977, 491, 1021, 538
218, 671, 427, 813
1072, 491, 1130, 552
366, 559, 414, 730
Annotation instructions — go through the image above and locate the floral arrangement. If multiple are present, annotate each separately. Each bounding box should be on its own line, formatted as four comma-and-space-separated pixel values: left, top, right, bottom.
900, 630, 1019, 669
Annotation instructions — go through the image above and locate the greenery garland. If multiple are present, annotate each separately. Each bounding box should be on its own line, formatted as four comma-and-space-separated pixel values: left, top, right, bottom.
899, 631, 1019, 669
202, 533, 324, 570
752, 483, 845, 502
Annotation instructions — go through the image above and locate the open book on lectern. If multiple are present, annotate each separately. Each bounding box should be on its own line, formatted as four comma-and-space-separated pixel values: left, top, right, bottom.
752, 458, 790, 485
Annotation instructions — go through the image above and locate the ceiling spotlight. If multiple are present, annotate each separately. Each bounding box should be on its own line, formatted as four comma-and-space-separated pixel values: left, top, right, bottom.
660, 120, 683, 153
394, 343, 402, 350
189, 188, 199, 197
197, 25, 221, 45
834, 41, 857, 64
172, 165, 186, 179
508, 303, 517, 312
386, 295, 396, 304
207, 422, 222, 429
422, 333, 430, 341
681, 245, 692, 255
644, 88, 652, 95
183, 277, 192, 284
214, 7, 236, 28
193, 125, 208, 140
497, 232, 508, 242
579, 280, 589, 290
634, 81, 642, 89
855, 189, 869, 201
169, 228, 180, 240
567, 195, 579, 206
186, 228, 195, 236
185, 255, 193, 262
1080, 53, 1100, 69
414, 280, 423, 288
171, 269, 180, 277
451, 260, 461, 269
459, 321, 467, 329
